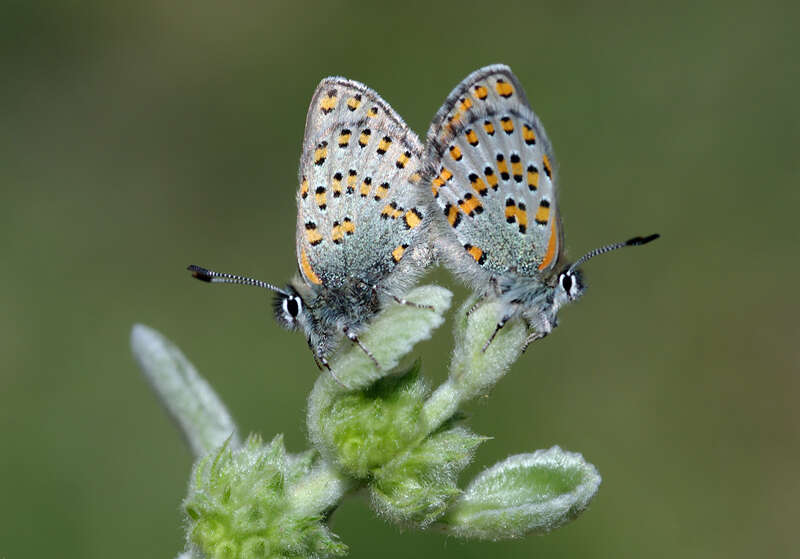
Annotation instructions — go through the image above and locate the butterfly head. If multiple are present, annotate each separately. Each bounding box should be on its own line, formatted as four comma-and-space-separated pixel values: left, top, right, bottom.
551, 234, 660, 311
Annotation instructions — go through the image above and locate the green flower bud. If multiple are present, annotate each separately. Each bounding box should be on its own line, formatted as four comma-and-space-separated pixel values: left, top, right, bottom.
448, 296, 527, 401
311, 367, 429, 479
439, 446, 602, 540
370, 425, 486, 527
306, 286, 453, 477
184, 435, 347, 559
421, 297, 527, 433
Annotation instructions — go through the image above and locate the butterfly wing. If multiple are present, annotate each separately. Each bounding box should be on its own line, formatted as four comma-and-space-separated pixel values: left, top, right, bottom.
423, 64, 563, 286
296, 77, 427, 291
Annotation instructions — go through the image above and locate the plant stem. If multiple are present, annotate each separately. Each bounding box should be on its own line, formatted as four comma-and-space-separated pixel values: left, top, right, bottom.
289, 459, 356, 517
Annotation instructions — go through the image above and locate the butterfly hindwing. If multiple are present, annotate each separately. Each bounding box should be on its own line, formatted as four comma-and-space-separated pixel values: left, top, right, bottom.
424, 65, 562, 281
297, 78, 426, 289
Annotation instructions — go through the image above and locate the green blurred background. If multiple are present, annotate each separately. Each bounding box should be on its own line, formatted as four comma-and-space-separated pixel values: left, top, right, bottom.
2, 1, 798, 557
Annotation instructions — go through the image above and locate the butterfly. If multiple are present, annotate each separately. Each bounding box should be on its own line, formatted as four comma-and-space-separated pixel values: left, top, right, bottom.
422, 64, 658, 349
189, 76, 431, 378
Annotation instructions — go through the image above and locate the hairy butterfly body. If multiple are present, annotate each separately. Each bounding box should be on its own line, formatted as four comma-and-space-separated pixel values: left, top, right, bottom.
423, 64, 658, 348
191, 77, 431, 375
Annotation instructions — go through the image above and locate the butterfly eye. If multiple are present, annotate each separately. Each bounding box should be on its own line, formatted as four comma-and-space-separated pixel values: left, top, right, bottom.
285, 296, 301, 318
273, 292, 303, 331
561, 273, 573, 294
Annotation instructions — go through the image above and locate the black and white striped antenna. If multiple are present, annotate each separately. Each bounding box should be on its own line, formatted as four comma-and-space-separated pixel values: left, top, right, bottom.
568, 233, 660, 273
187, 265, 288, 296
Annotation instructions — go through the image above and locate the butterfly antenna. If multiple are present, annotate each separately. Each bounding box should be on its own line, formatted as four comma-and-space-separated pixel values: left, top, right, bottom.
568, 233, 660, 273
187, 265, 288, 296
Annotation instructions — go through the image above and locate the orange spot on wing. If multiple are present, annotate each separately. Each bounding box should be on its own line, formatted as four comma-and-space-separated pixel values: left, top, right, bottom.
332, 222, 344, 243
496, 79, 513, 98
404, 208, 422, 229
381, 202, 403, 219
465, 244, 486, 264
360, 178, 372, 197
391, 243, 407, 263
305, 227, 323, 246
320, 93, 337, 114
374, 182, 389, 200
496, 155, 509, 178
535, 203, 550, 224
538, 219, 558, 271
504, 199, 528, 233
332, 173, 342, 196
432, 167, 452, 197
469, 174, 487, 196
396, 151, 410, 168
511, 157, 523, 179
331, 217, 354, 243
523, 124, 536, 145
516, 206, 528, 232
484, 167, 498, 189
313, 143, 328, 165
346, 95, 361, 111
527, 165, 539, 191
300, 176, 309, 199
347, 169, 358, 192
459, 194, 483, 216
314, 187, 327, 209
377, 136, 392, 154
301, 248, 322, 284
468, 246, 482, 262
542, 154, 552, 178
445, 203, 461, 227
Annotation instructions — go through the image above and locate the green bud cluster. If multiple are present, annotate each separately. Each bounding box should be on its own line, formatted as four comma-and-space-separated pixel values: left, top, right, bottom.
132, 284, 603, 559
184, 435, 346, 559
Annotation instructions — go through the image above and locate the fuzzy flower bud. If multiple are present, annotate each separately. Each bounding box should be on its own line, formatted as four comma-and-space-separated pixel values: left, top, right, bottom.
439, 446, 601, 540
184, 435, 347, 559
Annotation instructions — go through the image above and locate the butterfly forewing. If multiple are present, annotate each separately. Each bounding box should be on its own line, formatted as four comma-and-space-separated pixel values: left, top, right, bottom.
297, 78, 426, 289
424, 65, 562, 278
427, 65, 530, 149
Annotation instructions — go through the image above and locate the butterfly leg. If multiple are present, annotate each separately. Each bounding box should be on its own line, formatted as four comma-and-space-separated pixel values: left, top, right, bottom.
467, 279, 499, 317
309, 338, 350, 388
320, 355, 351, 389
482, 316, 510, 352
307, 338, 324, 370
521, 331, 548, 353
466, 292, 490, 317
343, 325, 381, 369
364, 281, 433, 311
391, 293, 434, 311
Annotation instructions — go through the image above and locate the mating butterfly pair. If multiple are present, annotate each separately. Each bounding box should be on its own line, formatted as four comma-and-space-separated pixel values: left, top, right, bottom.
189, 65, 658, 377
